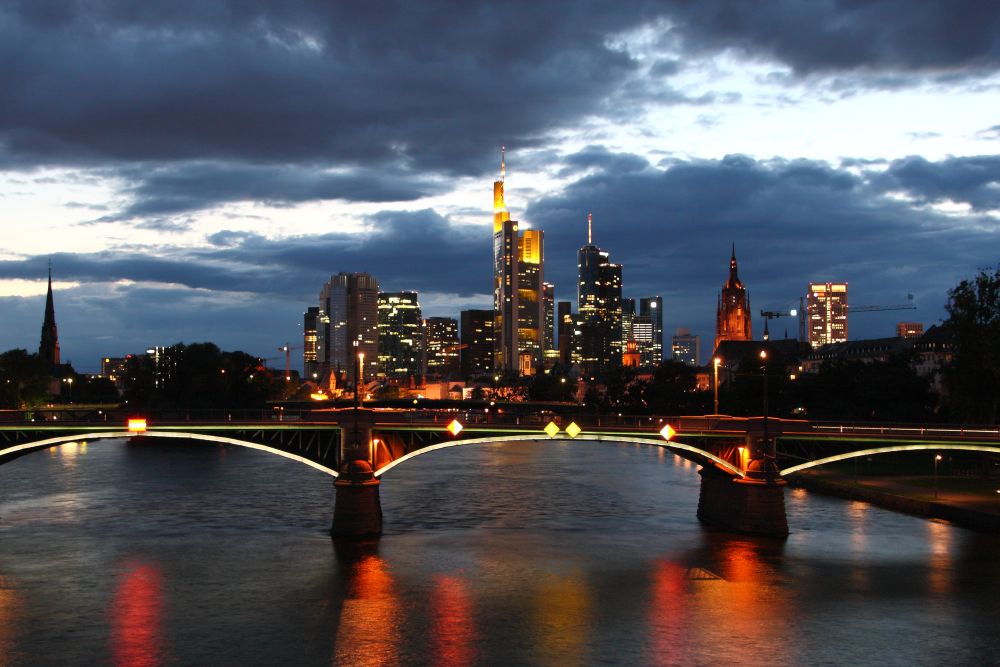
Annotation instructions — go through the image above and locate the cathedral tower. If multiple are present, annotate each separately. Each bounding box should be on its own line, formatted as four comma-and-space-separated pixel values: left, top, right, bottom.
714, 245, 752, 352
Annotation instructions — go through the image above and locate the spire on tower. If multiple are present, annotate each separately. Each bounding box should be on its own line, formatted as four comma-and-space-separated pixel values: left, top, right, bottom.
39, 264, 61, 367
587, 212, 593, 245
500, 145, 506, 182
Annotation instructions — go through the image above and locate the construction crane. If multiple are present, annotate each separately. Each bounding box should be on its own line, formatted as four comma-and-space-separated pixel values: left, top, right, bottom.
277, 343, 301, 381
760, 308, 797, 341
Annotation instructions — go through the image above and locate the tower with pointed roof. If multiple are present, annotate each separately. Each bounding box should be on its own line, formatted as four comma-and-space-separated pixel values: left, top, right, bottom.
714, 245, 752, 352
39, 266, 61, 366
577, 213, 623, 372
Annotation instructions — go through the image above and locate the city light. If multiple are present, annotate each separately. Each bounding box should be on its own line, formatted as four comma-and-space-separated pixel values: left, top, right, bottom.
447, 419, 464, 436
565, 422, 582, 438
659, 424, 676, 441
127, 418, 147, 433
544, 421, 560, 437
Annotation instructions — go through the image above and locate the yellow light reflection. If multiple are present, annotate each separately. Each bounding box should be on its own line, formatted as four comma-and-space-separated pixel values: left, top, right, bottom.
0, 576, 21, 660
334, 554, 400, 666
926, 520, 954, 596
532, 574, 590, 667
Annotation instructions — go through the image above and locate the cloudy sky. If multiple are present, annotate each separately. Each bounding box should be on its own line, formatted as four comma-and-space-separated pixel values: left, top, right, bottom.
2, 1, 999, 371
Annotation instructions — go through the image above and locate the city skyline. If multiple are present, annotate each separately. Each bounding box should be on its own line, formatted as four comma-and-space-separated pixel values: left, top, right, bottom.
1, 2, 999, 369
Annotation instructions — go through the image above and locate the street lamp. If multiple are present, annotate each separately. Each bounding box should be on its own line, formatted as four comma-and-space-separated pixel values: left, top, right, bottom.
934, 454, 943, 499
760, 349, 769, 444
713, 357, 721, 414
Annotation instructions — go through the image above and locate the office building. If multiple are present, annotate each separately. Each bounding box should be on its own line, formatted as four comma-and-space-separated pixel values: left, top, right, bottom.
425, 316, 460, 380
377, 292, 423, 382
715, 246, 752, 352
807, 282, 848, 348
517, 228, 545, 374
460, 309, 494, 380
671, 328, 700, 367
897, 322, 924, 339
577, 213, 623, 373
303, 306, 319, 379
543, 282, 555, 353
639, 296, 663, 366
318, 272, 380, 386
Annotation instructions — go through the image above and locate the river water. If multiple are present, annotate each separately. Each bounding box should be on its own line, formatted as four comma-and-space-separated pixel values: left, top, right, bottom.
1, 438, 999, 666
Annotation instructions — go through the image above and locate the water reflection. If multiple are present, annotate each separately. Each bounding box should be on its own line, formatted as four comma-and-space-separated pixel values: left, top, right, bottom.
429, 575, 475, 667
110, 561, 164, 667
926, 520, 954, 596
0, 574, 21, 662
648, 561, 689, 666
532, 573, 590, 667
332, 541, 400, 667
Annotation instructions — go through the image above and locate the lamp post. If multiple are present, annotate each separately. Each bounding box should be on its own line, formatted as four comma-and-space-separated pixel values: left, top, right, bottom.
713, 357, 721, 414
934, 454, 941, 500
760, 349, 769, 445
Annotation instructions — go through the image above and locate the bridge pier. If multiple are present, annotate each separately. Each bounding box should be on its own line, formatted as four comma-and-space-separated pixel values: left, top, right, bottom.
331, 460, 383, 537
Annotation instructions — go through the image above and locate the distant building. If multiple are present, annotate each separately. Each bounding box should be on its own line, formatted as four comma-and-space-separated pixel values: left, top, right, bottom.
807, 282, 848, 348
425, 316, 460, 380
318, 272, 380, 386
715, 246, 752, 353
671, 328, 700, 366
639, 296, 663, 366
557, 301, 573, 366
896, 322, 924, 339
577, 213, 623, 373
39, 268, 60, 367
460, 309, 494, 380
377, 292, 423, 382
517, 229, 545, 374
100, 356, 129, 387
543, 282, 555, 353
303, 306, 319, 379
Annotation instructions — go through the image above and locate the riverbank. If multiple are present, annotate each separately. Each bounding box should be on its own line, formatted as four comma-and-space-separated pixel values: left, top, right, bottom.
790, 471, 1000, 532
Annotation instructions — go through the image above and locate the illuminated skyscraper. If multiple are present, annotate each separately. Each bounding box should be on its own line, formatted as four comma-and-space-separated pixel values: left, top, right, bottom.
639, 296, 663, 366
577, 213, 622, 373
715, 246, 752, 352
671, 327, 700, 366
303, 306, 319, 379
461, 309, 494, 379
377, 292, 423, 382
319, 272, 379, 386
39, 267, 60, 367
425, 316, 460, 380
492, 148, 546, 375
543, 282, 555, 353
807, 282, 848, 348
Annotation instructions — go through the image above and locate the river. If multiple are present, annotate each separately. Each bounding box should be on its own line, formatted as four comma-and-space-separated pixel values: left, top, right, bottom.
1, 438, 999, 666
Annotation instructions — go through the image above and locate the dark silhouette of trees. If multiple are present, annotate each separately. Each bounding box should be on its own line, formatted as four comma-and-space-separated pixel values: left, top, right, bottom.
0, 349, 50, 408
942, 267, 1000, 422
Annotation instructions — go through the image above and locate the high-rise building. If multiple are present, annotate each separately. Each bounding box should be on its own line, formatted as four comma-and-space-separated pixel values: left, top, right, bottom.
543, 282, 555, 353
461, 309, 494, 379
671, 327, 700, 366
557, 301, 573, 366
639, 296, 663, 366
807, 282, 848, 348
425, 316, 460, 380
517, 228, 545, 374
621, 298, 636, 349
39, 267, 60, 367
896, 322, 924, 339
715, 246, 752, 353
303, 306, 319, 379
377, 292, 423, 382
577, 213, 622, 373
318, 272, 380, 386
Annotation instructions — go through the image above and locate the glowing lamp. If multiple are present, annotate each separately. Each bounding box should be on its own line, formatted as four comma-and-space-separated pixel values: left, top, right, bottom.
660, 424, 676, 441
565, 422, 582, 438
309, 392, 329, 401
127, 418, 147, 433
544, 421, 560, 438
447, 419, 464, 436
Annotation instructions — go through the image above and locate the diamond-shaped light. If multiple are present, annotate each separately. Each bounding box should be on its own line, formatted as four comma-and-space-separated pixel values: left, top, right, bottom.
544, 421, 560, 438
565, 421, 582, 438
127, 418, 147, 433
660, 424, 676, 441
447, 419, 464, 436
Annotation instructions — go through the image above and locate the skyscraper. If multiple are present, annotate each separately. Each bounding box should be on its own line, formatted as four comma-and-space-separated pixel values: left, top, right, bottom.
577, 213, 622, 373
425, 316, 460, 380
377, 292, 423, 382
461, 309, 494, 379
303, 306, 319, 379
492, 148, 545, 375
639, 296, 663, 366
807, 282, 848, 348
39, 267, 60, 367
715, 246, 752, 353
318, 272, 379, 386
671, 327, 700, 366
543, 282, 555, 353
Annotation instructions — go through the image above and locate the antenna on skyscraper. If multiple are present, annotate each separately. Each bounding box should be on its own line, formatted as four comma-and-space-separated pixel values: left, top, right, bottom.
500, 145, 506, 182
587, 212, 593, 245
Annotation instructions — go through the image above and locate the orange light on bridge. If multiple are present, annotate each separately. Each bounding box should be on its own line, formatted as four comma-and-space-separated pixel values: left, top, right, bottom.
127, 418, 147, 433
660, 424, 676, 441
544, 421, 560, 438
447, 419, 464, 436
310, 392, 329, 401
565, 422, 582, 438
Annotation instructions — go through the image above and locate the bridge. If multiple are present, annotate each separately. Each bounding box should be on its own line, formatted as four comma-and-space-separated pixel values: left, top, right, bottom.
3, 407, 999, 537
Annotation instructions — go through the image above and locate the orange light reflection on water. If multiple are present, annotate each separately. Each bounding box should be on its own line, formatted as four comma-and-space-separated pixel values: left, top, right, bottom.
648, 561, 689, 666
0, 575, 21, 661
430, 574, 475, 667
532, 573, 590, 667
926, 520, 954, 596
110, 561, 164, 667
333, 553, 400, 667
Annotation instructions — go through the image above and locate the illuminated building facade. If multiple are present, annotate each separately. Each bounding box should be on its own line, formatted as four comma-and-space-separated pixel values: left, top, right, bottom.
715, 246, 752, 353
460, 309, 494, 379
543, 282, 555, 353
319, 272, 380, 385
377, 292, 423, 382
425, 316, 460, 380
303, 306, 319, 379
896, 322, 924, 339
577, 214, 622, 373
807, 282, 848, 348
492, 149, 546, 375
671, 328, 700, 366
39, 267, 60, 367
639, 296, 663, 366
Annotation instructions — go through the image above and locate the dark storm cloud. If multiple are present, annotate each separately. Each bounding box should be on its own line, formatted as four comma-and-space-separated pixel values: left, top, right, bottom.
874, 155, 1000, 211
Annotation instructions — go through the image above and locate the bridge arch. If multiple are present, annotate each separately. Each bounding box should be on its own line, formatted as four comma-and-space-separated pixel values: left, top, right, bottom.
374, 434, 744, 478
781, 443, 1000, 476
0, 431, 340, 477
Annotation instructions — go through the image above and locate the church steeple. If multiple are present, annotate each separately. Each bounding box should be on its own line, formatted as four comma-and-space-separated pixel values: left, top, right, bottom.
39, 265, 60, 366
715, 245, 752, 352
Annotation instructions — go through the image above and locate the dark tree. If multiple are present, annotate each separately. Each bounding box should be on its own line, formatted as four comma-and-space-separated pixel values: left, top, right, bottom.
642, 360, 707, 415
0, 349, 50, 408
942, 267, 1000, 422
